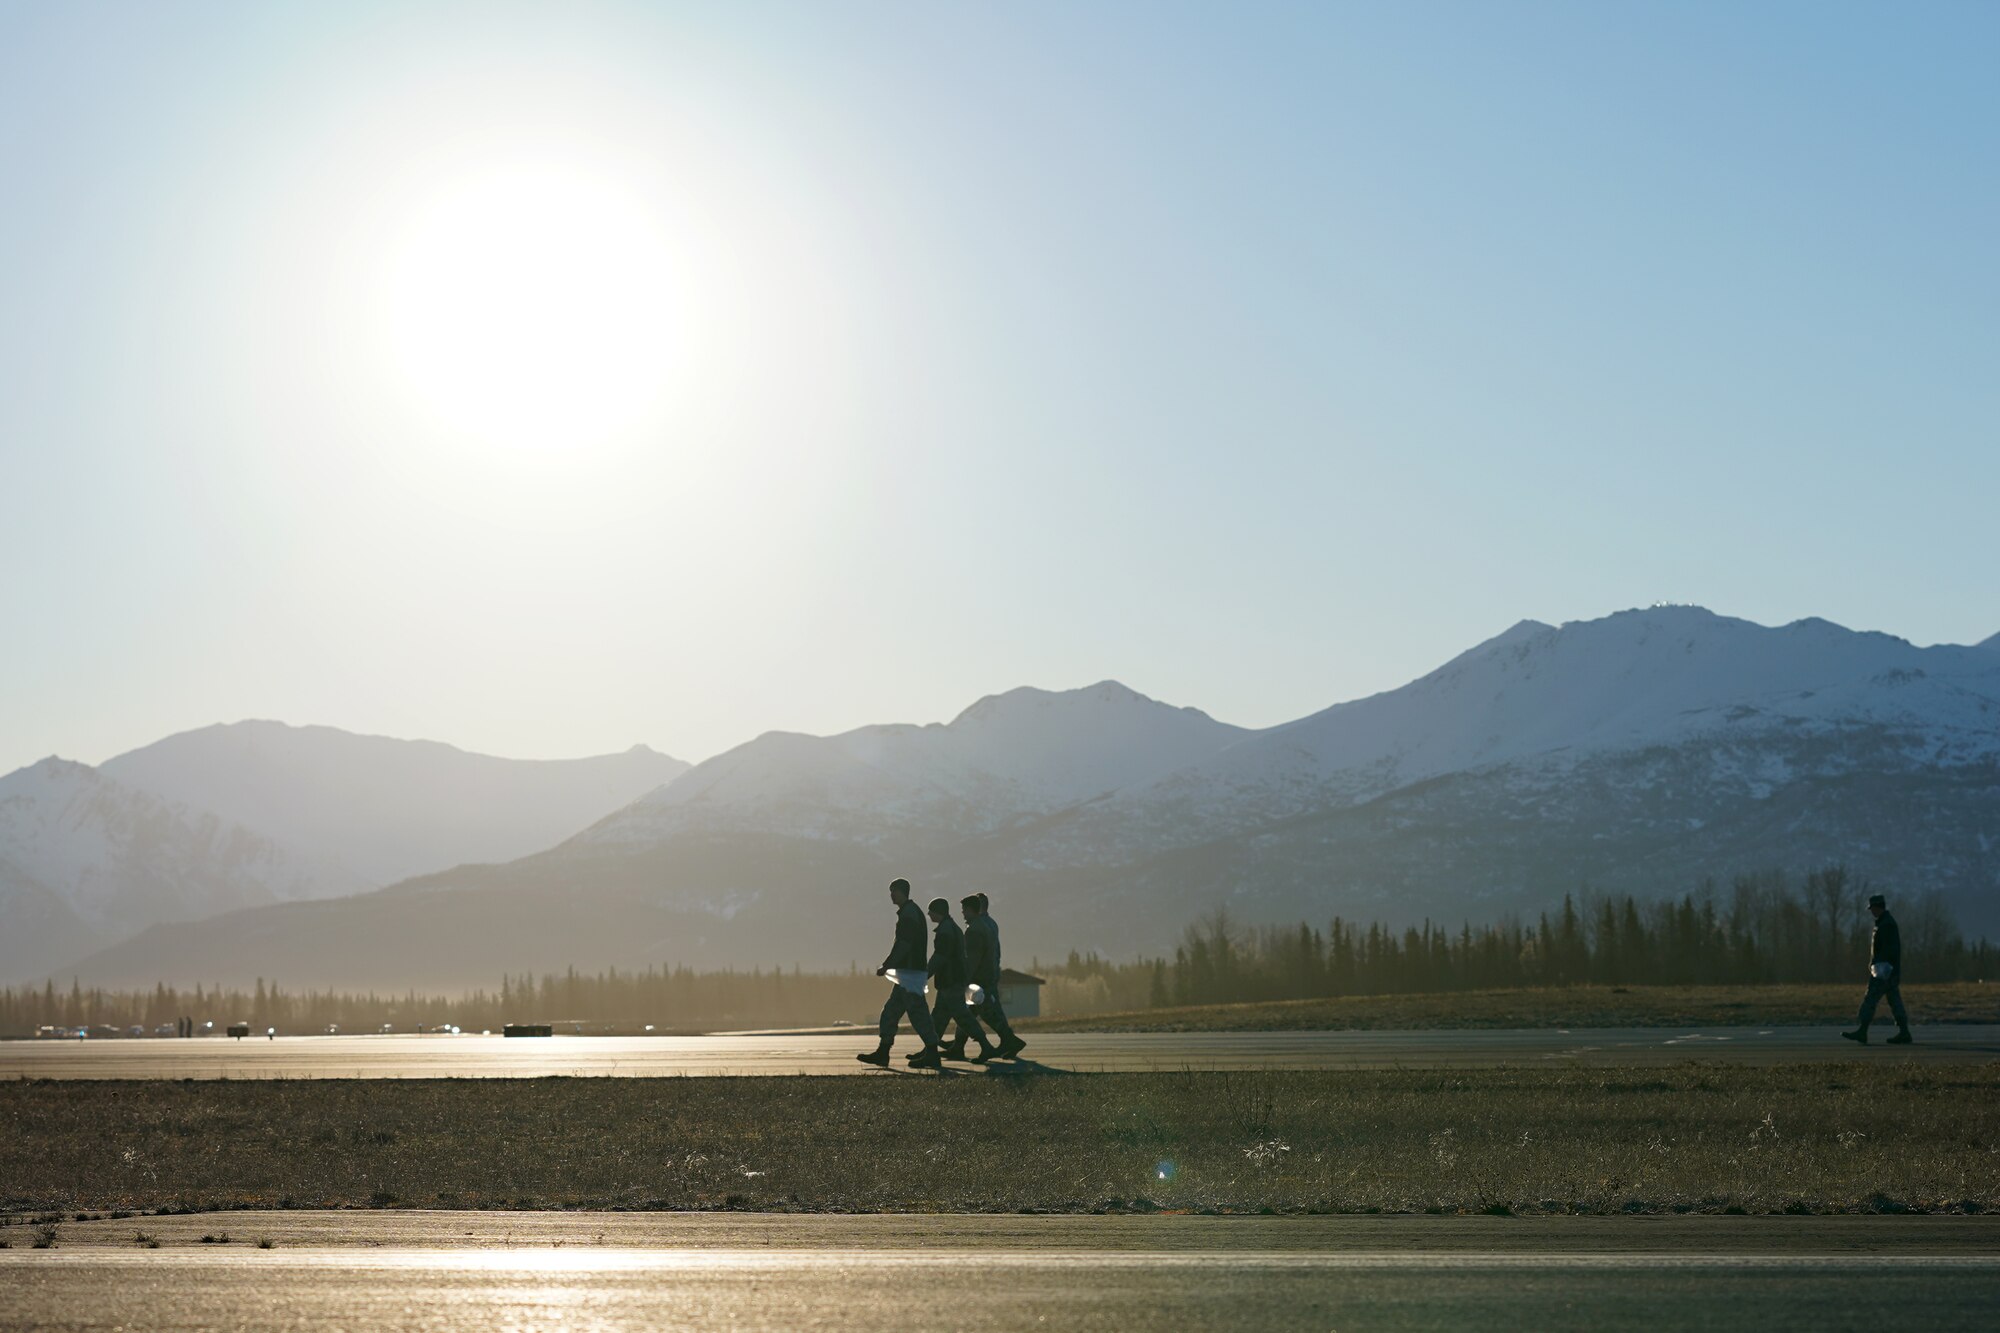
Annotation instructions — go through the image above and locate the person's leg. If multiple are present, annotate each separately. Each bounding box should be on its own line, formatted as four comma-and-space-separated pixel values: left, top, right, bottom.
859, 986, 906, 1065
1887, 980, 1910, 1033
875, 988, 906, 1052
906, 988, 940, 1050
927, 991, 957, 1056
980, 995, 1022, 1050
1854, 977, 1884, 1032
955, 994, 992, 1054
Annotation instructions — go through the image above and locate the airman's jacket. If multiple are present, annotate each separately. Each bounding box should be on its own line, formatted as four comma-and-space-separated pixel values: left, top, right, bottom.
965, 914, 1002, 990
882, 898, 929, 973
929, 914, 968, 991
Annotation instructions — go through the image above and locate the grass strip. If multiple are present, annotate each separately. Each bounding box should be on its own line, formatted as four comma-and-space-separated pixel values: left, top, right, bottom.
4, 1066, 1997, 1218
1028, 982, 2000, 1032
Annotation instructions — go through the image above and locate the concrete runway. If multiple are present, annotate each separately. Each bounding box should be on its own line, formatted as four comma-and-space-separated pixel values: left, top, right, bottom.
5, 1025, 1997, 1078
8, 1212, 2000, 1331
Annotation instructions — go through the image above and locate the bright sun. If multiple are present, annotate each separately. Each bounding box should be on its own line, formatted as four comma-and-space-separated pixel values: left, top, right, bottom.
380, 161, 682, 449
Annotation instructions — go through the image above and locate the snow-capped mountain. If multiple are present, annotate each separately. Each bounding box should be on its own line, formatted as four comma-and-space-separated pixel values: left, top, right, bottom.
0, 758, 364, 979
102, 721, 689, 887
50, 608, 2000, 988
1029, 607, 2000, 861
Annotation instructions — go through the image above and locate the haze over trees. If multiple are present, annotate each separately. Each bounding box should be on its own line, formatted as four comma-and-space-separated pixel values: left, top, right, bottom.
8, 866, 1989, 1036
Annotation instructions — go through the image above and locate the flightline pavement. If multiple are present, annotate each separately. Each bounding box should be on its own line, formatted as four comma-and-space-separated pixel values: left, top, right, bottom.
4, 1025, 1999, 1078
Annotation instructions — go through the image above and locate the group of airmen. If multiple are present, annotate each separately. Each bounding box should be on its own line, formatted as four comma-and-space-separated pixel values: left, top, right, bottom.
858, 877, 1027, 1069
859, 881, 1920, 1066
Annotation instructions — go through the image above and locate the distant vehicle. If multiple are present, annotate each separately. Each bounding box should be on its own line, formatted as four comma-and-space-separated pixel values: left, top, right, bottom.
379, 1023, 394, 1033
503, 1024, 553, 1038
87, 1025, 122, 1039
153, 1024, 176, 1037
830, 1019, 857, 1028
227, 1023, 251, 1039
324, 1024, 339, 1035
127, 1025, 146, 1038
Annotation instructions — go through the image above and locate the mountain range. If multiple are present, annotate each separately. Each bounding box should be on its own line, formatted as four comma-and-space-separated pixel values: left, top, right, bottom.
0, 728, 687, 980
25, 606, 1997, 990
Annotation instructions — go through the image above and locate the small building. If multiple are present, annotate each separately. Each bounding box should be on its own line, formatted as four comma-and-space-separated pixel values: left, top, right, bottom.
998, 968, 1046, 1019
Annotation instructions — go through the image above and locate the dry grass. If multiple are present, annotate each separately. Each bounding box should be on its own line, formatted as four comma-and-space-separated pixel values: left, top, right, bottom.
2, 1067, 1996, 1218
1029, 982, 2000, 1032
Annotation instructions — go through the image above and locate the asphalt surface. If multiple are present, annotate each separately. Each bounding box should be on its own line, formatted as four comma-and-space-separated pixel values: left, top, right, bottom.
8, 1213, 1999, 1331
5, 1025, 1997, 1078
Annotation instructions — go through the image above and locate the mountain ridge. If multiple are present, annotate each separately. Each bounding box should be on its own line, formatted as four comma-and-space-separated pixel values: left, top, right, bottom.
47, 606, 2000, 988
3, 726, 691, 982
100, 720, 690, 888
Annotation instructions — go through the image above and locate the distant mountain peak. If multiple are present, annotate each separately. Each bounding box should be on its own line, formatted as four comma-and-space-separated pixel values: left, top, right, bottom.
13, 755, 94, 783
1480, 619, 1557, 650
94, 724, 690, 892
949, 679, 1186, 726
1976, 630, 2000, 653
1568, 604, 1731, 631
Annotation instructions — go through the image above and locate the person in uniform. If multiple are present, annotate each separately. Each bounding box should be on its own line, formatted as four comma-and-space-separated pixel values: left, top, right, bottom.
857, 878, 942, 1068
963, 892, 1026, 1061
1843, 892, 1912, 1045
921, 897, 989, 1063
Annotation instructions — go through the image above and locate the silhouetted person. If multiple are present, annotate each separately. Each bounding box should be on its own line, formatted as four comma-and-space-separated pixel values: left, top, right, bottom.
857, 877, 942, 1068
1843, 893, 1912, 1045
963, 892, 1026, 1061
922, 897, 989, 1063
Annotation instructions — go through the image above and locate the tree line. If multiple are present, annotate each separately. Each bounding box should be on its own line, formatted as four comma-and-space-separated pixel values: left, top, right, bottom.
3, 865, 1989, 1034
0, 965, 887, 1038
1042, 866, 1995, 1012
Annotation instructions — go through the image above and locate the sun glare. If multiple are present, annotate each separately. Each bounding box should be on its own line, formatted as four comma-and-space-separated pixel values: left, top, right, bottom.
380, 162, 682, 449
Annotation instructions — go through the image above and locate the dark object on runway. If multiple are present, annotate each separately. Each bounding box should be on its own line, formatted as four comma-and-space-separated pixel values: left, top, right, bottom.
863, 881, 941, 1065
226, 1023, 250, 1039
1850, 899, 1913, 1044
502, 1024, 553, 1038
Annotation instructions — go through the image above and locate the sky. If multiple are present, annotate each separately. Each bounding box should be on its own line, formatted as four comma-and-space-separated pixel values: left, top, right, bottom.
3, 0, 1995, 776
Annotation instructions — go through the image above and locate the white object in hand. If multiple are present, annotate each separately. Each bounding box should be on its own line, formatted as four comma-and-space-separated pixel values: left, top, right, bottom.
882, 968, 928, 994
965, 983, 985, 1007
1871, 962, 1894, 979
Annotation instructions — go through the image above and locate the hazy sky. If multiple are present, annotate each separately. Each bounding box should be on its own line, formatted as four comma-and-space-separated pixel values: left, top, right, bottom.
3, 1, 1995, 776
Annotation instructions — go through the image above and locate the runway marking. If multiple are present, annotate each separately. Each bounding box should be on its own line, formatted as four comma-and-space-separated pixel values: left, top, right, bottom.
5, 1026, 1995, 1078
8, 1249, 2000, 1271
